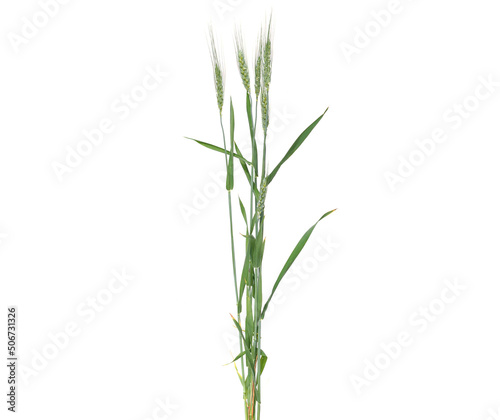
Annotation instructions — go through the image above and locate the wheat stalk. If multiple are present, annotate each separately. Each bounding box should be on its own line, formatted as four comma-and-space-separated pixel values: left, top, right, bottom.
187, 16, 335, 420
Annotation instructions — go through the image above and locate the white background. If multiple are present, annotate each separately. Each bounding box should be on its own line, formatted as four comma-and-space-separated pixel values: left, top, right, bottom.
1, 0, 500, 419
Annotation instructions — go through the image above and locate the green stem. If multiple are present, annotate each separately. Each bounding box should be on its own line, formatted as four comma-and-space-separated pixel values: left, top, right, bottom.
253, 98, 260, 230
254, 215, 264, 418
255, 94, 265, 420
248, 97, 256, 235
261, 133, 267, 181
219, 114, 247, 391
255, 266, 263, 418
246, 96, 258, 419
254, 97, 259, 132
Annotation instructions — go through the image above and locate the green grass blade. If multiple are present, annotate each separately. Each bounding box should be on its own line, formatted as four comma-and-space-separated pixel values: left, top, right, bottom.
246, 93, 258, 176
229, 350, 266, 371
231, 314, 255, 376
267, 108, 329, 184
239, 197, 248, 227
238, 266, 246, 314
238, 245, 251, 313
234, 142, 260, 198
245, 293, 254, 349
250, 213, 258, 233
255, 352, 267, 403
185, 137, 252, 166
234, 363, 245, 387
224, 350, 245, 365
260, 353, 268, 375
256, 267, 262, 318
252, 228, 265, 268
261, 209, 337, 319
186, 135, 260, 197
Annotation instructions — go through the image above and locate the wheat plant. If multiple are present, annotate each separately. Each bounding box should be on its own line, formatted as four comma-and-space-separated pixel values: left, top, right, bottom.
186, 17, 335, 420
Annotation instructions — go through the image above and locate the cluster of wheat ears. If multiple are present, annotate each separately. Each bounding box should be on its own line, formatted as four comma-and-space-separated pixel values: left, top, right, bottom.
186, 16, 335, 420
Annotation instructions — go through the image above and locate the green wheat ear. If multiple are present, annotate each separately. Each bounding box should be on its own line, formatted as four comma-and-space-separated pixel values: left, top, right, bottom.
209, 25, 225, 114
254, 31, 263, 100
260, 90, 269, 134
261, 16, 273, 92
256, 176, 267, 217
235, 28, 251, 94
260, 16, 273, 135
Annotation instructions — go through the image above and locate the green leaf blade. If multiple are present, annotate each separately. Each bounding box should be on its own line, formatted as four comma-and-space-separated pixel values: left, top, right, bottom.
261, 209, 337, 319
224, 351, 245, 366
239, 197, 248, 228
267, 107, 329, 185
246, 93, 258, 176
231, 315, 255, 376
184, 137, 252, 166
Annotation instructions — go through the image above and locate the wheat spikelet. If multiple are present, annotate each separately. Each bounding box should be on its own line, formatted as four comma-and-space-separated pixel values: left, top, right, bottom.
254, 31, 263, 99
260, 89, 269, 134
235, 28, 251, 94
257, 176, 267, 217
260, 16, 273, 135
209, 26, 225, 114
262, 16, 273, 92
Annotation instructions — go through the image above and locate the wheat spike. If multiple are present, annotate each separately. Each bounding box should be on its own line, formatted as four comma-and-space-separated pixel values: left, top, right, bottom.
209, 26, 225, 114
235, 28, 251, 94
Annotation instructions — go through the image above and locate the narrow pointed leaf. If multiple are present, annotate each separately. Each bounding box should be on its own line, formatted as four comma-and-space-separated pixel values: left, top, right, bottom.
252, 228, 265, 268
224, 350, 245, 365
256, 355, 266, 403
234, 142, 260, 198
231, 315, 255, 376
246, 93, 258, 176
245, 294, 254, 349
238, 251, 250, 313
185, 137, 252, 166
260, 353, 268, 375
234, 363, 244, 387
238, 273, 245, 313
261, 209, 337, 319
187, 135, 259, 197
267, 108, 329, 184
239, 197, 248, 227
247, 235, 256, 269
256, 265, 263, 317
250, 213, 258, 234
